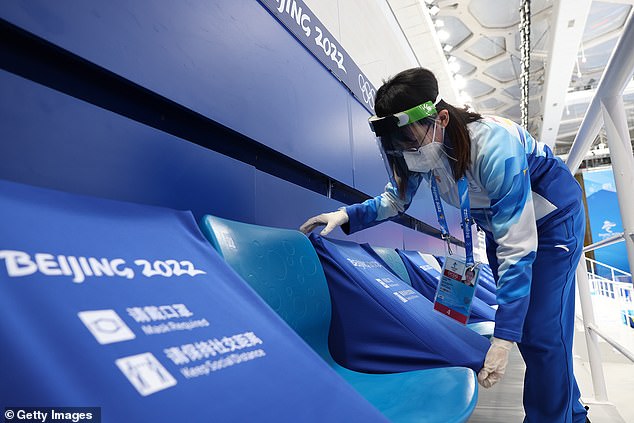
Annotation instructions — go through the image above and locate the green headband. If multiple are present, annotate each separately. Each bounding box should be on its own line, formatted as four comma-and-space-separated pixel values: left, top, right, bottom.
368, 99, 439, 136
394, 101, 438, 126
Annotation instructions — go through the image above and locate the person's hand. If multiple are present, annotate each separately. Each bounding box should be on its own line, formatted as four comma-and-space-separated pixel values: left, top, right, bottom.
477, 337, 514, 388
299, 209, 348, 236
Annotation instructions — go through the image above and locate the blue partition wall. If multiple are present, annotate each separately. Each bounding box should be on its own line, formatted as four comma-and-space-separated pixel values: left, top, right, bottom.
0, 0, 461, 251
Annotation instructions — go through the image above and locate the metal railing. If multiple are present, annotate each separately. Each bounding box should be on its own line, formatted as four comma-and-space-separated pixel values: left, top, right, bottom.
584, 322, 634, 363
586, 256, 633, 286
585, 256, 633, 325
565, 7, 634, 404
575, 240, 634, 406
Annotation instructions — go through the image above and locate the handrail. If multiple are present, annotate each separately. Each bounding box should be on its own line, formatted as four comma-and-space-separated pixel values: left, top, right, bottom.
585, 256, 632, 279
586, 323, 634, 363
566, 10, 634, 173
564, 7, 634, 409
580, 255, 633, 364
589, 274, 632, 288
583, 232, 625, 253
576, 260, 609, 401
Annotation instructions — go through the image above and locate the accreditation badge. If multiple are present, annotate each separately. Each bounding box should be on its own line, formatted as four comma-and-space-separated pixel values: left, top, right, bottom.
433, 256, 480, 324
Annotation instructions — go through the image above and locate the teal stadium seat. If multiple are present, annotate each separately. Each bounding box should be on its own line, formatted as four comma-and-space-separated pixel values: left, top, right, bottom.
200, 215, 479, 423
369, 245, 412, 285
466, 321, 495, 338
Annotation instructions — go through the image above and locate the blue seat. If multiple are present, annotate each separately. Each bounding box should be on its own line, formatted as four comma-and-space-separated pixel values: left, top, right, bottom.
477, 263, 498, 296
310, 235, 489, 374
0, 180, 387, 423
397, 250, 496, 323
369, 248, 494, 338
201, 215, 482, 423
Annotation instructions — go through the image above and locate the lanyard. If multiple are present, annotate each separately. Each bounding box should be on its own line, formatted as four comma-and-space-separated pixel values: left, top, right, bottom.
430, 173, 475, 267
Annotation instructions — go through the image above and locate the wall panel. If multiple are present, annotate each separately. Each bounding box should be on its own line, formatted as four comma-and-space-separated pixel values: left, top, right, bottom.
0, 0, 445, 253
255, 170, 408, 250
0, 0, 353, 185
0, 70, 256, 224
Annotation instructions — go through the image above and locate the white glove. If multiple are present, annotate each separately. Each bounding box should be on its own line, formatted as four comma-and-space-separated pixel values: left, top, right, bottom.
477, 337, 514, 388
299, 209, 349, 236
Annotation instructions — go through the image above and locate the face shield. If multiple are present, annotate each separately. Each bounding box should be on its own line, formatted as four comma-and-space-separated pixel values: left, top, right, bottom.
368, 99, 441, 182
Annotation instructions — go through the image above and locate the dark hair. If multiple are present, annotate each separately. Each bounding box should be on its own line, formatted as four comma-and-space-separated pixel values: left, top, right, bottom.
375, 67, 482, 196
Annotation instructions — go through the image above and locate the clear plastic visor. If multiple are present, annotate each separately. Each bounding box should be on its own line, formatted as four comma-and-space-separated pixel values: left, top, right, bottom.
378, 117, 439, 156
375, 117, 439, 181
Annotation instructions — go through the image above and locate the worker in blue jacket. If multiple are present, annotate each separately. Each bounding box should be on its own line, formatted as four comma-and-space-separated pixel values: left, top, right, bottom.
300, 68, 588, 423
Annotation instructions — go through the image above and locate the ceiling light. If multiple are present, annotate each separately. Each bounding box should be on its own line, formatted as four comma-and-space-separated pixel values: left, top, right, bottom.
437, 29, 450, 42
434, 19, 445, 28
443, 44, 453, 52
448, 60, 461, 74
429, 5, 440, 15
459, 91, 472, 104
424, 0, 435, 4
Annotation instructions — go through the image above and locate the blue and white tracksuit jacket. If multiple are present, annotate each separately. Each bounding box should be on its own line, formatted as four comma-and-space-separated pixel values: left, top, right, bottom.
343, 116, 583, 343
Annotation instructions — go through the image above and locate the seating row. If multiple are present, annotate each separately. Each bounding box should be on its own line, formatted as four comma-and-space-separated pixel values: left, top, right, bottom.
0, 179, 496, 422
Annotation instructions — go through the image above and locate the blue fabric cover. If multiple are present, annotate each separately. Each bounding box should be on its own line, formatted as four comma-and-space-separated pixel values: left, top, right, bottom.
0, 180, 387, 423
477, 263, 498, 295
397, 250, 496, 322
310, 234, 489, 373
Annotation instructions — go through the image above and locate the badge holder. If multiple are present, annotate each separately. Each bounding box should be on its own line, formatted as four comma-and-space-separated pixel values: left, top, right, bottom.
430, 175, 480, 324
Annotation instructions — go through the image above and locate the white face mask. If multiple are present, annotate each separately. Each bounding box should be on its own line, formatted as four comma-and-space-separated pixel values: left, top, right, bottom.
402, 141, 444, 173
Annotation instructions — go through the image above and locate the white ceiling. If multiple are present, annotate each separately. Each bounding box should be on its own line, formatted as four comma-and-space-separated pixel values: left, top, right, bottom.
398, 0, 634, 160
303, 0, 634, 168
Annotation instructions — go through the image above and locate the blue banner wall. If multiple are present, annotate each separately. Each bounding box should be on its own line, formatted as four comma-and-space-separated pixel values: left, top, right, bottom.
258, 0, 377, 113
0, 0, 353, 186
0, 69, 257, 224
583, 168, 630, 276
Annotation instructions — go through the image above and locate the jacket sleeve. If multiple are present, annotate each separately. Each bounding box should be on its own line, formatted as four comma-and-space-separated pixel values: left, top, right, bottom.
477, 126, 537, 342
342, 173, 424, 234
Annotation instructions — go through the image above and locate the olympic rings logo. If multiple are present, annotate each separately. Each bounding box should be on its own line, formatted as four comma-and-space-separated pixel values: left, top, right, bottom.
358, 74, 375, 109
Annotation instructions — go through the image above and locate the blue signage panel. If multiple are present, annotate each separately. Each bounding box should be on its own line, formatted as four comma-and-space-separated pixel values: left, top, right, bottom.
583, 168, 630, 276
259, 0, 377, 114
0, 179, 386, 422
